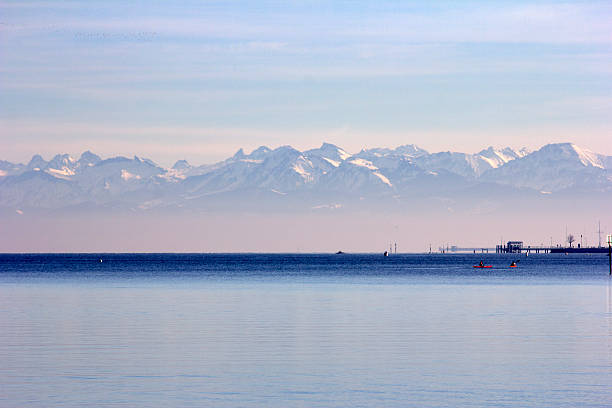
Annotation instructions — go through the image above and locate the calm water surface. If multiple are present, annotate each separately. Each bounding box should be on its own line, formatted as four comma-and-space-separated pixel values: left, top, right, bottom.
1, 253, 611, 407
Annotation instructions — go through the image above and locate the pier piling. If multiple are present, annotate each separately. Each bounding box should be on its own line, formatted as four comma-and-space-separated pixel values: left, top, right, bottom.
607, 235, 611, 276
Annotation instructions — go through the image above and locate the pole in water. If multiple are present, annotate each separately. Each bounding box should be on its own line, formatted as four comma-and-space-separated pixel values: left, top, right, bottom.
607, 234, 612, 276
609, 242, 611, 276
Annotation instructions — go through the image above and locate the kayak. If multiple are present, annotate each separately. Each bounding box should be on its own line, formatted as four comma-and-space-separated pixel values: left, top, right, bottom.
509, 265, 517, 268
473, 265, 492, 268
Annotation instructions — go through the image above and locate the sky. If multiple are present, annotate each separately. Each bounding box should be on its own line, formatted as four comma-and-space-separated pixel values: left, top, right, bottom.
1, 0, 611, 167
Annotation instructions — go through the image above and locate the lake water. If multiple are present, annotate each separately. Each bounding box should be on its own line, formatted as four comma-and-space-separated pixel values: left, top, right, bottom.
1, 253, 611, 407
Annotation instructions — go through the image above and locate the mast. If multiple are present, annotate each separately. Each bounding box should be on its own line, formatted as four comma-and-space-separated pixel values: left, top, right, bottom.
598, 221, 602, 248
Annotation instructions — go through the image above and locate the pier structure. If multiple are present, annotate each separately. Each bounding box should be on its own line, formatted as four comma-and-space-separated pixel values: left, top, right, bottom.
441, 241, 609, 254
496, 243, 551, 253
495, 240, 609, 254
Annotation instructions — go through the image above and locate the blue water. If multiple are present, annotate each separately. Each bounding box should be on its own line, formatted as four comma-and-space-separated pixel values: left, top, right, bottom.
1, 253, 611, 407
0, 253, 608, 284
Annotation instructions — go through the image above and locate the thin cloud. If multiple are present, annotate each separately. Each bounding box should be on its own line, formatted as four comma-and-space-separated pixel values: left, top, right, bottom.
2, 2, 610, 44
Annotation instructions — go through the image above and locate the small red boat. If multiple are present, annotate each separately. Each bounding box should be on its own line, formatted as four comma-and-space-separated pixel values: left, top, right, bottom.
473, 265, 492, 268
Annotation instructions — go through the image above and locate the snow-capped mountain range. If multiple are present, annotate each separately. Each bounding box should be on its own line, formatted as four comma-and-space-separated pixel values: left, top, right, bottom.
1, 143, 610, 211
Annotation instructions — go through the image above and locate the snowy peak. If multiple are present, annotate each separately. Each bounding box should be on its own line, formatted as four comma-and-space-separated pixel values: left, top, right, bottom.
394, 144, 429, 158
412, 146, 529, 177
319, 142, 351, 161
534, 143, 604, 168
348, 158, 378, 171
475, 146, 525, 170
477, 146, 509, 161
182, 144, 321, 195
318, 157, 394, 192
0, 160, 25, 177
502, 147, 530, 159
305, 142, 351, 163
78, 151, 102, 167
47, 153, 76, 167
355, 144, 428, 163
262, 146, 317, 184
172, 159, 191, 170
568, 144, 604, 168
232, 148, 246, 160
45, 154, 77, 178
414, 151, 477, 178
133, 156, 158, 167
27, 154, 48, 171
247, 146, 272, 160
481, 142, 609, 191
270, 145, 300, 156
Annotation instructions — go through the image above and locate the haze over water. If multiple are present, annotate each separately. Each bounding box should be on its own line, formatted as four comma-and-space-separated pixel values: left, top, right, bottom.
1, 253, 611, 407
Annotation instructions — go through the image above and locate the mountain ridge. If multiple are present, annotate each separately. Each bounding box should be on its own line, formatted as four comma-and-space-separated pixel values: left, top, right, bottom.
1, 142, 610, 211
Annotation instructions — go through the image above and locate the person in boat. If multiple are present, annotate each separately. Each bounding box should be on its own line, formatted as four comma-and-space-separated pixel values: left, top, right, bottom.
510, 261, 516, 267
479, 260, 484, 267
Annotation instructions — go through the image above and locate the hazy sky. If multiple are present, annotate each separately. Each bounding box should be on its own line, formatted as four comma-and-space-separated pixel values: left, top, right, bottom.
1, 0, 611, 166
